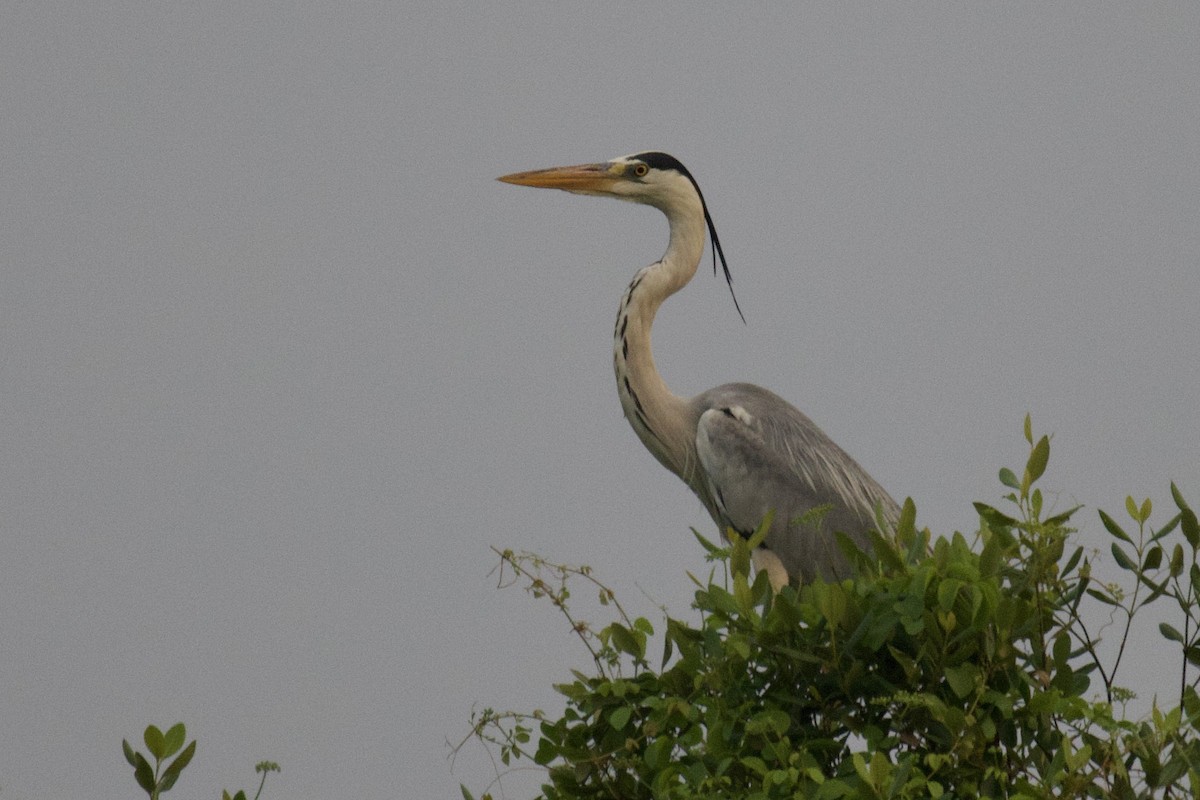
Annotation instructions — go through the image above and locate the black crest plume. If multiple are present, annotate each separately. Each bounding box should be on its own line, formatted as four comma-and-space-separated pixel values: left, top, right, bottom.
634, 152, 746, 323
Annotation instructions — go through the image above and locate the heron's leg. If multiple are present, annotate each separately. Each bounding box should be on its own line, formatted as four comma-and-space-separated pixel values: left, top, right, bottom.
752, 547, 790, 593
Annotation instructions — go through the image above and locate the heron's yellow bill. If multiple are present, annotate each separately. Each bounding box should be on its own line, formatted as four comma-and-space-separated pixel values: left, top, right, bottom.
497, 163, 619, 193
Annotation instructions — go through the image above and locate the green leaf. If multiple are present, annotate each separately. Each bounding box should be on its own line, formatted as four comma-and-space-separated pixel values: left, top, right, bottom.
123, 739, 138, 768
161, 723, 186, 759
740, 755, 769, 776
728, 526, 754, 580
1086, 587, 1119, 606
1182, 508, 1200, 550
1024, 413, 1033, 445
814, 581, 848, 628
748, 511, 772, 550
643, 736, 672, 770
461, 785, 476, 800
1025, 435, 1050, 485
1111, 543, 1136, 571
609, 707, 632, 731
1151, 513, 1181, 542
1172, 482, 1193, 513
888, 645, 919, 682
1137, 569, 1168, 602
607, 623, 644, 660
1126, 496, 1141, 522
999, 467, 1020, 490
1099, 509, 1133, 544
1053, 632, 1071, 669
144, 725, 165, 760
1171, 543, 1185, 577
944, 663, 978, 699
533, 734, 559, 766
746, 708, 791, 737
691, 528, 723, 555
974, 503, 1017, 530
1186, 645, 1200, 668
1061, 546, 1083, 576
732, 569, 755, 615
1160, 622, 1184, 644
898, 497, 917, 538
937, 579, 963, 613
1144, 545, 1163, 571
862, 528, 903, 572
160, 739, 196, 791
132, 752, 155, 795
979, 532, 1004, 577
1045, 504, 1083, 526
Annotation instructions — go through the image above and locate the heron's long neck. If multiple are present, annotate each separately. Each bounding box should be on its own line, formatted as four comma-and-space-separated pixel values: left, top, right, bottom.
613, 204, 706, 487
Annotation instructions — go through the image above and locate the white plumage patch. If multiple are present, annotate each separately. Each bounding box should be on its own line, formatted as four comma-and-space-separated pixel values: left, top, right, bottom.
695, 406, 758, 525
724, 405, 753, 426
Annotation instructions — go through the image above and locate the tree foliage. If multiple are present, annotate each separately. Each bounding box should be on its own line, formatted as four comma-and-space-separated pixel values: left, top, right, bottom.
463, 418, 1200, 799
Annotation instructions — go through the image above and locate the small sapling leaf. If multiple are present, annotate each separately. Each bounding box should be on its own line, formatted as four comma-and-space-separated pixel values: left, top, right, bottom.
161, 739, 196, 789
162, 722, 186, 758
133, 752, 155, 795
144, 724, 165, 760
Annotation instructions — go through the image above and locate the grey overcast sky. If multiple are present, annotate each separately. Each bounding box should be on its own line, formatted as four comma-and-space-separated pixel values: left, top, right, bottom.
3, 4, 1198, 798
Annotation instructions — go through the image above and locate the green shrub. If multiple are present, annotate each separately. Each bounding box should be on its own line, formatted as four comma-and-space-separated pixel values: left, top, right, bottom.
463, 418, 1200, 799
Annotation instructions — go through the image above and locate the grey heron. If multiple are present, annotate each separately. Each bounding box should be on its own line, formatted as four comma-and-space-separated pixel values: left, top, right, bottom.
499, 152, 899, 588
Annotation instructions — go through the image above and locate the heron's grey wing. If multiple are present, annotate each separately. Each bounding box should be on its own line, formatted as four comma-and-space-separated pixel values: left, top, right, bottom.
693, 383, 898, 582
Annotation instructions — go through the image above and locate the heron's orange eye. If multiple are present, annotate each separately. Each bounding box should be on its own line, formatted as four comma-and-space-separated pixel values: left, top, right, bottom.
633, 163, 649, 177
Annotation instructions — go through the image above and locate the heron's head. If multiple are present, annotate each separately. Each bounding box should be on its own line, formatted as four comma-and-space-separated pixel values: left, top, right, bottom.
498, 151, 709, 213
498, 151, 744, 321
